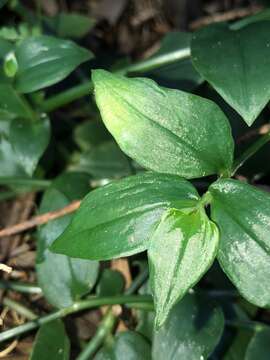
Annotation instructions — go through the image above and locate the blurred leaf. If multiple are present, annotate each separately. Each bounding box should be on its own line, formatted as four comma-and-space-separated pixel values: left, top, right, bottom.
192, 22, 270, 125
0, 84, 32, 119
51, 172, 199, 260
245, 328, 270, 359
45, 12, 96, 39
74, 119, 110, 151
96, 269, 125, 296
224, 329, 253, 360
0, 38, 13, 58
94, 331, 151, 360
152, 293, 224, 360
36, 172, 99, 309
136, 281, 155, 341
10, 116, 50, 176
92, 70, 234, 179
30, 320, 70, 360
146, 32, 202, 91
14, 35, 93, 93
73, 141, 131, 179
0, 0, 7, 9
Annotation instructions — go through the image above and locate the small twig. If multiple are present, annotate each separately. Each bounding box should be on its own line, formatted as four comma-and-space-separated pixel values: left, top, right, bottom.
190, 5, 262, 30
0, 200, 81, 238
3, 297, 37, 321
0, 280, 42, 294
237, 123, 270, 144
0, 339, 18, 357
0, 264, 12, 274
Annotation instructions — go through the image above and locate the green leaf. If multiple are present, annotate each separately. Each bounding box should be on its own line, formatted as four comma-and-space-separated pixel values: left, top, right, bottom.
245, 328, 270, 360
231, 9, 270, 30
191, 22, 270, 125
136, 280, 155, 340
92, 70, 234, 179
45, 12, 96, 39
30, 320, 70, 360
0, 85, 33, 119
148, 207, 219, 328
152, 293, 224, 360
146, 31, 202, 91
0, 38, 13, 58
72, 141, 131, 179
96, 269, 125, 296
14, 35, 93, 93
51, 172, 199, 260
209, 179, 270, 308
74, 119, 110, 152
36, 172, 99, 309
0, 0, 8, 9
0, 118, 27, 177
94, 331, 151, 360
10, 117, 50, 176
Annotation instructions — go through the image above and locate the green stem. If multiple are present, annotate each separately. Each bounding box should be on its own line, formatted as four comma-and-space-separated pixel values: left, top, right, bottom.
232, 130, 270, 175
77, 267, 149, 358
0, 177, 51, 189
76, 310, 116, 360
0, 280, 42, 295
41, 47, 191, 113
3, 297, 37, 321
0, 295, 152, 343
226, 319, 266, 332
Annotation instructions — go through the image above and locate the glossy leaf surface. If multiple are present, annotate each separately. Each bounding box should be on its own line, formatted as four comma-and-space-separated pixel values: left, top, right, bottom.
37, 172, 99, 308
210, 179, 270, 308
30, 320, 70, 360
152, 293, 224, 360
191, 22, 270, 125
10, 117, 50, 176
51, 172, 199, 260
148, 208, 219, 328
0, 118, 27, 177
14, 35, 93, 93
94, 331, 151, 360
92, 70, 234, 179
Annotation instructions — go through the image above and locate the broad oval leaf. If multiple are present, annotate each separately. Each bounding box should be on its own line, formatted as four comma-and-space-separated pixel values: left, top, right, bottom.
30, 320, 70, 360
148, 208, 219, 328
245, 328, 270, 360
14, 35, 93, 93
152, 293, 224, 360
51, 172, 199, 260
94, 331, 151, 360
10, 116, 50, 176
209, 179, 270, 308
92, 69, 234, 179
37, 172, 99, 309
191, 22, 270, 125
